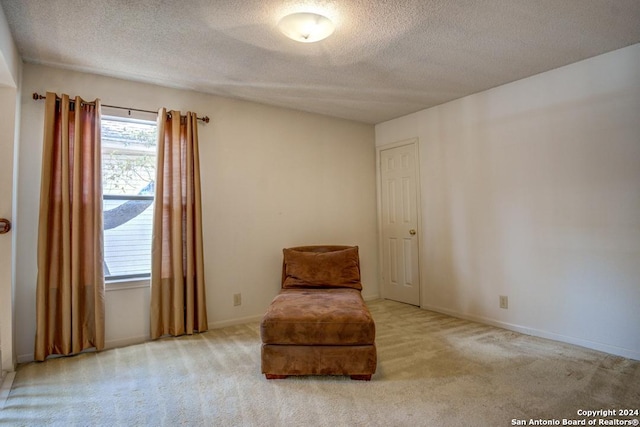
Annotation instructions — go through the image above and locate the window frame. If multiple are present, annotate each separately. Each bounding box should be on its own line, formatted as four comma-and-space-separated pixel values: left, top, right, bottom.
101, 110, 158, 285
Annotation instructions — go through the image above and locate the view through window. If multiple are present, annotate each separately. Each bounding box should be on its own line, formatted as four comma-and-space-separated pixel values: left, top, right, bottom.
101, 115, 158, 280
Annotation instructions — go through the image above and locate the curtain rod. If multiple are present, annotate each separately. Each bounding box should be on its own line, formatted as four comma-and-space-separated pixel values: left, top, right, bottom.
32, 92, 210, 123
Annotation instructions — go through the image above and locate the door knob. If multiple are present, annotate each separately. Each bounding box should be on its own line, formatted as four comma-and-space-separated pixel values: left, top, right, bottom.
0, 218, 11, 234
409, 229, 416, 235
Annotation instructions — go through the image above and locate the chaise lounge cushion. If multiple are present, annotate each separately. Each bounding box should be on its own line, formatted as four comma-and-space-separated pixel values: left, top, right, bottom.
282, 246, 362, 290
260, 288, 375, 346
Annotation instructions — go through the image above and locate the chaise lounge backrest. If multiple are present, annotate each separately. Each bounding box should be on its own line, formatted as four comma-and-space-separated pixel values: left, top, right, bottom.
281, 245, 362, 290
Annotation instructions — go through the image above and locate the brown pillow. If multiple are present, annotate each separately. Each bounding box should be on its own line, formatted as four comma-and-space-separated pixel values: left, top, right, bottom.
283, 246, 362, 290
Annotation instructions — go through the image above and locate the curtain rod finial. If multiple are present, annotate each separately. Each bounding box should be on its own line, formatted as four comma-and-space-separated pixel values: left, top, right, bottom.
33, 92, 44, 100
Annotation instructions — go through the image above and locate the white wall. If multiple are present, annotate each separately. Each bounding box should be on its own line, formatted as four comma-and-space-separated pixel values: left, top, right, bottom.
376, 44, 640, 360
15, 63, 377, 362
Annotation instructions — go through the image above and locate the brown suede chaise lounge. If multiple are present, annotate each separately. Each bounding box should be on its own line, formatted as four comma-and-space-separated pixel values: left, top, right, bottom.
260, 245, 377, 380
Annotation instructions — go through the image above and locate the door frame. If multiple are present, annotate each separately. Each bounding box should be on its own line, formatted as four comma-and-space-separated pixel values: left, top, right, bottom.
376, 138, 424, 307
0, 87, 18, 373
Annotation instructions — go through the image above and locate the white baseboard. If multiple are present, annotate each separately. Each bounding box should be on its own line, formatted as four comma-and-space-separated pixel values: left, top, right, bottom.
208, 314, 264, 329
421, 304, 640, 361
17, 353, 32, 364
363, 293, 380, 302
105, 335, 150, 351
17, 334, 151, 364
16, 316, 264, 364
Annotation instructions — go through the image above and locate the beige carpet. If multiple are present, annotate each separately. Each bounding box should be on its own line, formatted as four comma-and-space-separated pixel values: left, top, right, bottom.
1, 299, 638, 427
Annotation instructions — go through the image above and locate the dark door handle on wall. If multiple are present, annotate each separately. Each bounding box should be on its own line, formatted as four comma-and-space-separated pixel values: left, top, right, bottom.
0, 218, 11, 234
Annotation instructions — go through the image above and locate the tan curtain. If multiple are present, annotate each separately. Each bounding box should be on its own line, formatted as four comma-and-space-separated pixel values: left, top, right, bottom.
35, 93, 105, 361
150, 109, 208, 339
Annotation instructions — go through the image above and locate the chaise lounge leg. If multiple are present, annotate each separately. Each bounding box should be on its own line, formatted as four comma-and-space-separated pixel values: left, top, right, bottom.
265, 374, 289, 380
350, 375, 372, 381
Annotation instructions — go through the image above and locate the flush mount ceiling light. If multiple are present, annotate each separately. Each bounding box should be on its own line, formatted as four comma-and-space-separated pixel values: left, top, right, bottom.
277, 12, 334, 43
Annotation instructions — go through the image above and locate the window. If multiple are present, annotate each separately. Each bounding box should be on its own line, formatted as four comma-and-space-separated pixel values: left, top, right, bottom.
101, 115, 158, 281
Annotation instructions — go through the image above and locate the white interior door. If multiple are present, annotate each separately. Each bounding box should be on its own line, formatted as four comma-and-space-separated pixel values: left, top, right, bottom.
380, 142, 420, 306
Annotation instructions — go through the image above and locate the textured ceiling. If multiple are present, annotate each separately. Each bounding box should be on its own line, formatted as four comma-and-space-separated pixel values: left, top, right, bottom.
2, 0, 640, 124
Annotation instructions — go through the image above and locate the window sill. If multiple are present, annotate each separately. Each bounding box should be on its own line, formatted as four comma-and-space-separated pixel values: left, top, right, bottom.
105, 277, 150, 292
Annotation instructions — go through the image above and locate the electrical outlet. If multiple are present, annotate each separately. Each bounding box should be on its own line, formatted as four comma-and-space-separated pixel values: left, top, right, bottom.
499, 295, 508, 309
233, 293, 242, 306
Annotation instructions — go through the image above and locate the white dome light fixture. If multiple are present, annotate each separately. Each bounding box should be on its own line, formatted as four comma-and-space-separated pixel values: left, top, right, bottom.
278, 12, 335, 43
